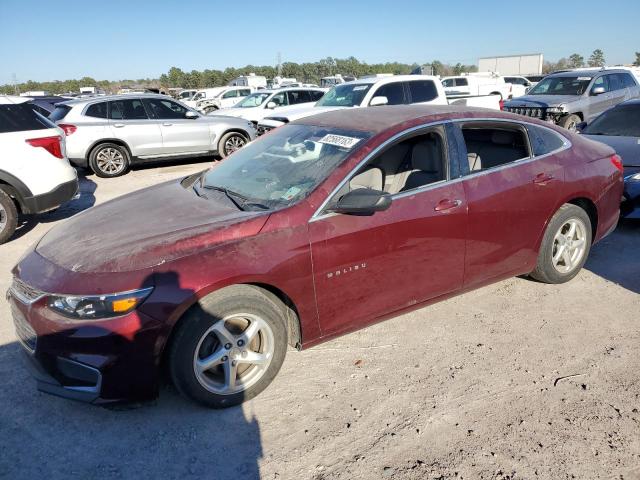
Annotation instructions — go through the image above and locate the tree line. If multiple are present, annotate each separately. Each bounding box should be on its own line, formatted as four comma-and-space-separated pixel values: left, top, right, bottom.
2, 52, 638, 95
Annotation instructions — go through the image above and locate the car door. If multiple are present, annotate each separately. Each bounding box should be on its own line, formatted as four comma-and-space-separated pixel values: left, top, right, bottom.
308, 124, 467, 335
452, 120, 566, 288
220, 89, 240, 109
143, 97, 212, 155
587, 75, 612, 120
108, 98, 164, 157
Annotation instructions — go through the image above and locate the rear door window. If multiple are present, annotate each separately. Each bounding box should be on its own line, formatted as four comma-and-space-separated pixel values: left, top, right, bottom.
372, 82, 405, 105
49, 105, 72, 122
310, 90, 325, 101
109, 99, 148, 120
459, 123, 531, 174
85, 102, 108, 118
408, 80, 438, 103
455, 78, 469, 87
0, 103, 52, 133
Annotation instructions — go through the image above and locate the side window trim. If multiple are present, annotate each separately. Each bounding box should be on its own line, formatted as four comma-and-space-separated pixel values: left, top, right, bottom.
311, 121, 452, 220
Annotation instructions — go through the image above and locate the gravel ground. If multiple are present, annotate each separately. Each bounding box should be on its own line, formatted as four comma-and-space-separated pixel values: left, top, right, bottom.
0, 159, 638, 480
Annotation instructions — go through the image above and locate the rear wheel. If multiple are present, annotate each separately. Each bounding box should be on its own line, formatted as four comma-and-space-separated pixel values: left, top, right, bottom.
218, 132, 248, 158
89, 143, 130, 178
0, 189, 18, 244
530, 204, 592, 284
558, 114, 581, 132
169, 285, 288, 408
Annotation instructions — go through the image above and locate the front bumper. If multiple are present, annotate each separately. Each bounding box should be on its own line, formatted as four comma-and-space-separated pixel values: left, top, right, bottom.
7, 283, 165, 405
21, 178, 79, 215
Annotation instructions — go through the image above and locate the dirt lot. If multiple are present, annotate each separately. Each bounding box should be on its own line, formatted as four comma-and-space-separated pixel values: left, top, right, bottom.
0, 159, 638, 480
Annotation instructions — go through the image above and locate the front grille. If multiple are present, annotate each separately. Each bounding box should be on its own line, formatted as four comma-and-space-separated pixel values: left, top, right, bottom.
505, 106, 547, 119
9, 278, 45, 304
11, 302, 37, 353
256, 125, 273, 136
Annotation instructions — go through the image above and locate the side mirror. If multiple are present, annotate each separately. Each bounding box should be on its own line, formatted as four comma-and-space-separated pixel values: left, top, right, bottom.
332, 189, 392, 216
185, 111, 199, 119
369, 96, 389, 107
576, 121, 587, 133
266, 101, 278, 109
591, 87, 606, 96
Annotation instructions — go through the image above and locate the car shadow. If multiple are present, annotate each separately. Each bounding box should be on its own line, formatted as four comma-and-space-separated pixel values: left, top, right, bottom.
11, 174, 97, 241
0, 270, 263, 479
584, 218, 640, 294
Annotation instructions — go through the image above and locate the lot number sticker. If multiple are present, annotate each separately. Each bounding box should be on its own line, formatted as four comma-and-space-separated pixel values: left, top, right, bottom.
319, 134, 362, 149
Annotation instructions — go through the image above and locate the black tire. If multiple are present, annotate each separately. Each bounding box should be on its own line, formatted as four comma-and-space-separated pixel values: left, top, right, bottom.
558, 114, 581, 132
203, 105, 219, 114
218, 131, 248, 158
89, 143, 130, 178
530, 204, 592, 284
0, 188, 18, 244
168, 285, 288, 408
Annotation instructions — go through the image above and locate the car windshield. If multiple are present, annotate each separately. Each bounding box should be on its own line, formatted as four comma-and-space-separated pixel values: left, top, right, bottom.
583, 105, 640, 137
235, 92, 272, 108
527, 76, 592, 96
315, 83, 373, 107
198, 124, 372, 210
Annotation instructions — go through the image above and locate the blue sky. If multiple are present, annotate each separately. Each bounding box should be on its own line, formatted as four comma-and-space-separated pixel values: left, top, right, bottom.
2, 0, 639, 84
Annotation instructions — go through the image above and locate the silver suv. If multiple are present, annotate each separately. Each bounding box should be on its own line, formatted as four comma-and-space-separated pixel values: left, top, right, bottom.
49, 94, 257, 177
503, 69, 640, 131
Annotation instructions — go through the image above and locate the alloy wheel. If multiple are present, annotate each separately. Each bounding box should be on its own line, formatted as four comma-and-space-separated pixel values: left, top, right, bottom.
224, 135, 246, 156
551, 218, 587, 274
193, 313, 274, 395
96, 147, 125, 175
0, 203, 6, 233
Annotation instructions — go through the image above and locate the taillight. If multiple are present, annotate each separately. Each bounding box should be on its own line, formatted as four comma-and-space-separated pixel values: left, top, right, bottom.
610, 154, 623, 172
499, 99, 504, 111
26, 136, 64, 159
59, 123, 77, 136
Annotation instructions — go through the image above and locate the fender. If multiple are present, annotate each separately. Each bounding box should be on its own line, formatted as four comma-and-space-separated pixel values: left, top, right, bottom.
0, 169, 33, 209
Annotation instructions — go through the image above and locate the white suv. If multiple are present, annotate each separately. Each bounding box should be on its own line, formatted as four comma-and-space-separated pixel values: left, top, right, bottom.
183, 87, 253, 113
0, 96, 78, 243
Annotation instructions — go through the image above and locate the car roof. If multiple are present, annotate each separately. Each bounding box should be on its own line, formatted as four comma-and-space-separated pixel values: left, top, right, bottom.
295, 104, 526, 135
547, 69, 630, 78
57, 93, 171, 106
0, 95, 31, 105
618, 99, 640, 106
343, 75, 439, 86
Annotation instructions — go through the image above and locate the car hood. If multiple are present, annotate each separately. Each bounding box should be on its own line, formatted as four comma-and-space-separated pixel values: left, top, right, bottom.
505, 94, 580, 108
35, 179, 270, 273
582, 134, 640, 167
264, 105, 345, 123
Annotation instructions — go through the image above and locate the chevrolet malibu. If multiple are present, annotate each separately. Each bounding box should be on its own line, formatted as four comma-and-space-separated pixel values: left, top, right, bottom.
9, 105, 623, 408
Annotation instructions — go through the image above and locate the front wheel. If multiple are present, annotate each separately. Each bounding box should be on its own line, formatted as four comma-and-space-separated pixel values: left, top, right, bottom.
558, 114, 581, 132
530, 204, 592, 284
218, 131, 248, 158
203, 105, 219, 114
168, 285, 288, 408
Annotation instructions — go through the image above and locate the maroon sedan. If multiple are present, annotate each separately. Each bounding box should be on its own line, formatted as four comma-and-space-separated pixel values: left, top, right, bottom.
9, 105, 623, 408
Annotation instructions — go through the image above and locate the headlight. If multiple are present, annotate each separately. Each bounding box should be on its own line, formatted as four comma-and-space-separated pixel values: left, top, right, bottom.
547, 105, 566, 114
630, 173, 640, 181
47, 287, 153, 319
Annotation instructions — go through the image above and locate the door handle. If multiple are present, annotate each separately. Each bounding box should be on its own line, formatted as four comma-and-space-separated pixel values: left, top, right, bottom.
533, 173, 554, 185
113, 123, 125, 128
434, 199, 462, 212
162, 122, 173, 126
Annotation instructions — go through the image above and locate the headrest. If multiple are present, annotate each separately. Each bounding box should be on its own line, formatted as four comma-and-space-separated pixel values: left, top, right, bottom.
491, 131, 515, 145
350, 167, 384, 191
411, 140, 441, 172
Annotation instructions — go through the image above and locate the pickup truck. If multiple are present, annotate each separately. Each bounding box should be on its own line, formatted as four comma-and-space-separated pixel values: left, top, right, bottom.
256, 75, 501, 135
503, 68, 640, 131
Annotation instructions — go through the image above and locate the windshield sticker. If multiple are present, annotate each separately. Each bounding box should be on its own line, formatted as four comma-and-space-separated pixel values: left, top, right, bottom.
352, 85, 368, 91
577, 77, 592, 81
318, 134, 362, 149
282, 186, 301, 200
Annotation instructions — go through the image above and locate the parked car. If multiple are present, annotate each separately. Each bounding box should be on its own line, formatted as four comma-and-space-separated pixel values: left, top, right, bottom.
441, 73, 511, 100
183, 87, 253, 114
212, 88, 326, 125
257, 76, 500, 135
0, 96, 78, 243
9, 105, 623, 407
24, 96, 68, 116
503, 69, 640, 131
579, 99, 640, 217
49, 94, 256, 177
503, 76, 534, 96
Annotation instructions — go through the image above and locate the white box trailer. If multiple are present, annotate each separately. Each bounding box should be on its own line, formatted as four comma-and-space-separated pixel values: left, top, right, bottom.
478, 54, 544, 76
228, 74, 267, 89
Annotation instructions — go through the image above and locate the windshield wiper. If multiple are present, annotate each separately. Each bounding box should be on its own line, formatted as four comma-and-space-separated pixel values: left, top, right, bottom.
201, 184, 247, 210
